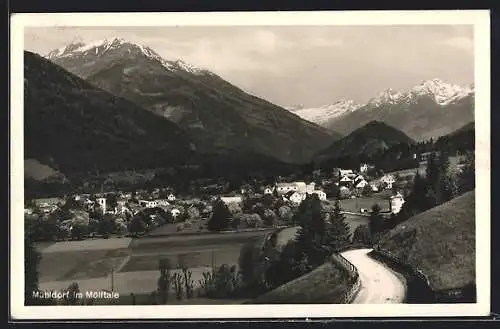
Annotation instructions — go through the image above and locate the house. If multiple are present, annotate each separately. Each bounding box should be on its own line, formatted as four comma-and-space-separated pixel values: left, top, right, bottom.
167, 194, 176, 202
340, 169, 354, 177
96, 197, 107, 213
390, 192, 405, 214
359, 163, 369, 173
370, 184, 379, 192
339, 175, 353, 187
171, 208, 181, 218
282, 191, 305, 205
139, 200, 158, 208
380, 174, 396, 189
220, 196, 243, 205
156, 199, 170, 207
305, 182, 316, 194
354, 178, 368, 189
263, 187, 274, 195
275, 182, 299, 195
311, 190, 327, 201
117, 200, 127, 207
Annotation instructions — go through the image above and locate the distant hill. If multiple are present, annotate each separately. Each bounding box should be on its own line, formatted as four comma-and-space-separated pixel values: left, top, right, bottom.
434, 121, 475, 154
315, 120, 415, 162
376, 190, 475, 292
24, 51, 195, 174
293, 79, 474, 141
45, 37, 339, 164
24, 159, 60, 181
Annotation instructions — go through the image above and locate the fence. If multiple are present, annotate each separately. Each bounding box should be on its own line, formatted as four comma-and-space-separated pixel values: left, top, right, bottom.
330, 253, 361, 304
369, 249, 476, 303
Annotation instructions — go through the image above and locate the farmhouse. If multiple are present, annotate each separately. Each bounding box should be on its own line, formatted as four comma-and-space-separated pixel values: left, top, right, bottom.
263, 187, 274, 195
282, 191, 305, 205
380, 174, 396, 189
220, 196, 243, 205
275, 182, 299, 195
311, 190, 327, 201
339, 175, 353, 187
139, 200, 158, 208
390, 192, 405, 214
167, 193, 176, 202
354, 178, 368, 189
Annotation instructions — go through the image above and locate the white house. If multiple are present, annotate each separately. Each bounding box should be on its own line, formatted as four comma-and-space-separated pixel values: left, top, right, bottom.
220, 196, 243, 205
283, 191, 305, 205
305, 182, 316, 194
311, 190, 327, 201
380, 174, 396, 189
340, 169, 354, 177
275, 182, 299, 195
370, 184, 379, 192
167, 193, 176, 202
359, 163, 368, 173
390, 192, 405, 214
171, 208, 181, 218
339, 175, 353, 187
156, 199, 170, 207
96, 197, 107, 213
354, 179, 368, 189
295, 182, 307, 194
263, 187, 274, 195
139, 200, 158, 208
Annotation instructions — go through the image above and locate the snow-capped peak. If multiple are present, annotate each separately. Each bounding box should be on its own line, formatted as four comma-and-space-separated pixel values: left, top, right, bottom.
410, 78, 473, 105
368, 88, 403, 106
291, 99, 362, 125
45, 37, 212, 76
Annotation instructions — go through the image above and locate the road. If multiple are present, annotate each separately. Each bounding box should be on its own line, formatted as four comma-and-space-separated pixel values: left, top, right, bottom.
341, 248, 406, 304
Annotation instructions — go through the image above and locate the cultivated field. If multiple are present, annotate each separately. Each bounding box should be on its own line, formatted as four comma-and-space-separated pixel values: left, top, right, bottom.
42, 237, 133, 253
36, 230, 272, 297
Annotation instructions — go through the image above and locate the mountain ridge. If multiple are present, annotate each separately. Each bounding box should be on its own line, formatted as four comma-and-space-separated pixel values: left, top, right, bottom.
287, 79, 474, 141
45, 38, 340, 164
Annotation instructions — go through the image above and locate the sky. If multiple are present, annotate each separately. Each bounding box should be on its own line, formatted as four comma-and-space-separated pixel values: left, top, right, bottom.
24, 25, 474, 108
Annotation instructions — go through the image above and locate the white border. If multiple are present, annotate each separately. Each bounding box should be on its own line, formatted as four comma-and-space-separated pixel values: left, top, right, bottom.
10, 10, 491, 320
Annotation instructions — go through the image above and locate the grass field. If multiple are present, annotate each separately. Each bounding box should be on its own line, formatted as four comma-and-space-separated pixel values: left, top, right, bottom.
147, 218, 209, 235
251, 260, 352, 304
42, 237, 133, 253
39, 248, 131, 282
339, 196, 390, 213
377, 190, 475, 291
120, 247, 243, 272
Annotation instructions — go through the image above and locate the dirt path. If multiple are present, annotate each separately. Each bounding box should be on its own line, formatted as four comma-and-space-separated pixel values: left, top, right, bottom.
341, 248, 406, 304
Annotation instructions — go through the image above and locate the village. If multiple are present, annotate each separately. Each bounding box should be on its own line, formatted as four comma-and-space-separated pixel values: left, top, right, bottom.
25, 162, 408, 243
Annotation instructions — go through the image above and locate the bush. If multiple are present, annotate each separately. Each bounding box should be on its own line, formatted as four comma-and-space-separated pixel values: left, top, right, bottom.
176, 223, 185, 232
240, 213, 263, 229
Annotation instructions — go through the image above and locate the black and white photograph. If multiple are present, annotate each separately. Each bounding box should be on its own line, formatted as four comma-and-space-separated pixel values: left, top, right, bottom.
10, 10, 490, 319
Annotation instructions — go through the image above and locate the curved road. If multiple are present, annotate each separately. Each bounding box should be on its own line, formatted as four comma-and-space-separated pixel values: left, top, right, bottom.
341, 248, 406, 304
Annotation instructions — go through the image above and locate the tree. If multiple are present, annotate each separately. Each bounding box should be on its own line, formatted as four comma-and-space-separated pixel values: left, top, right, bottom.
98, 215, 116, 237
352, 224, 372, 245
368, 203, 384, 234
458, 151, 475, 194
129, 215, 146, 236
323, 200, 352, 253
25, 222, 41, 305
62, 282, 81, 305
207, 199, 232, 231
157, 258, 172, 304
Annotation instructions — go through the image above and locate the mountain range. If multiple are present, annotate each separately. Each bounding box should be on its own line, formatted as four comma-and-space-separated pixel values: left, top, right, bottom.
288, 79, 474, 141
45, 37, 338, 164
